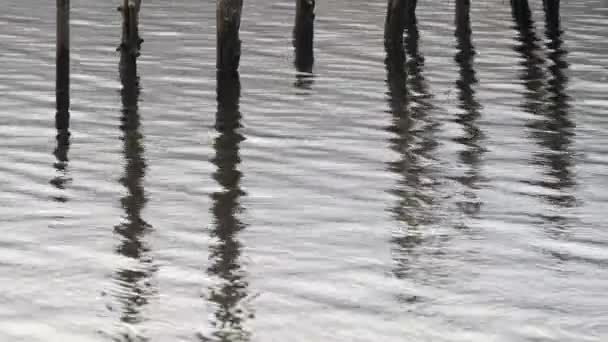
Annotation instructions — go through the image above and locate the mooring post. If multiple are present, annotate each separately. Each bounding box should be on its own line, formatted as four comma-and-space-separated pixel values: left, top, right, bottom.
386, 0, 417, 37
119, 0, 142, 56
543, 0, 560, 34
455, 0, 471, 33
406, 0, 417, 26
56, 0, 70, 121
294, 0, 315, 72
511, 0, 532, 24
217, 0, 243, 72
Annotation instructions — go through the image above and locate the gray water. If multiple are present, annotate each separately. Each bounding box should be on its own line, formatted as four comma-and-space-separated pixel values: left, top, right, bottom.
1, 0, 608, 341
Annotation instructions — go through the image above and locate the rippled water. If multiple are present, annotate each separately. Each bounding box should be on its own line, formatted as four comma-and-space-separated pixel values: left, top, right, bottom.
1, 0, 608, 341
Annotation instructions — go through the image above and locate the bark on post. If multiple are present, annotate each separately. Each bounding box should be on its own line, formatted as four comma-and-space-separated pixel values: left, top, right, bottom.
119, 0, 143, 56
294, 0, 315, 72
56, 0, 70, 120
217, 0, 243, 72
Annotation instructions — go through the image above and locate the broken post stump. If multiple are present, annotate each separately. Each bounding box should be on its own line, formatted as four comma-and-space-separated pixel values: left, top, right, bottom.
56, 0, 70, 117
119, 0, 143, 56
294, 0, 315, 72
217, 0, 243, 72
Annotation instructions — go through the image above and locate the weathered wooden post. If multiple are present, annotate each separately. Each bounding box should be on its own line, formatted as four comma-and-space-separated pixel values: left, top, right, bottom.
118, 0, 143, 56
455, 0, 471, 37
543, 0, 560, 35
385, 0, 417, 46
294, 0, 315, 72
511, 0, 532, 25
56, 0, 70, 127
385, 0, 406, 47
217, 0, 243, 72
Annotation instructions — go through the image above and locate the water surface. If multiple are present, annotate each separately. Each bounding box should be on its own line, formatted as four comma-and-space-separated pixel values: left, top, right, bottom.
1, 0, 607, 341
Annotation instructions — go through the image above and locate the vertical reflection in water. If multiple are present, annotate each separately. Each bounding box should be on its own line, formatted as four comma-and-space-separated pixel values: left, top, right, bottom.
511, 0, 576, 230
511, 0, 545, 120
52, 23, 71, 202
112, 50, 155, 341
294, 72, 314, 93
385, 12, 439, 281
453, 0, 484, 218
51, 107, 71, 202
536, 1, 576, 222
198, 71, 251, 342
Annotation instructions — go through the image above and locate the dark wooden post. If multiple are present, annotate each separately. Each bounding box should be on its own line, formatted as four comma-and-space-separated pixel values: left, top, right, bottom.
385, 0, 417, 47
511, 0, 532, 25
217, 0, 243, 72
56, 0, 70, 120
119, 0, 143, 56
385, 0, 406, 47
294, 0, 315, 72
405, 0, 418, 26
455, 0, 471, 35
543, 0, 560, 35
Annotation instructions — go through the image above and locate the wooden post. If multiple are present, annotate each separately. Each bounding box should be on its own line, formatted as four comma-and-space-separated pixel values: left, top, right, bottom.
385, 0, 405, 47
511, 0, 532, 25
406, 0, 418, 26
294, 0, 315, 72
455, 0, 471, 36
119, 0, 143, 56
56, 0, 70, 120
543, 0, 560, 35
217, 0, 243, 72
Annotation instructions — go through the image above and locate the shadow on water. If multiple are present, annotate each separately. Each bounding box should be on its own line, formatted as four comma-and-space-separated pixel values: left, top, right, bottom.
452, 0, 485, 219
110, 49, 156, 342
197, 70, 252, 342
511, 0, 576, 232
384, 10, 441, 285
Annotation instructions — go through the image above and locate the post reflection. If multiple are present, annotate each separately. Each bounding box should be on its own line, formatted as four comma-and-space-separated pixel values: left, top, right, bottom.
51, 100, 71, 202
511, 0, 576, 228
111, 49, 156, 341
198, 71, 251, 342
537, 0, 576, 214
453, 0, 484, 218
385, 11, 439, 281
52, 21, 71, 202
294, 72, 314, 93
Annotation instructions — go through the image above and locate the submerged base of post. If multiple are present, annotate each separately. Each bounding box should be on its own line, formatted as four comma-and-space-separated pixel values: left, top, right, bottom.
217, 0, 243, 72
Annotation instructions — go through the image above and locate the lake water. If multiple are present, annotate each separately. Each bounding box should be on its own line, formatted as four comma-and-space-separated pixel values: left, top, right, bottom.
1, 0, 607, 341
